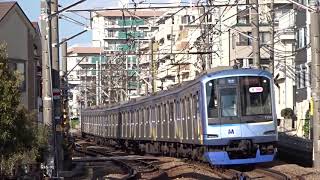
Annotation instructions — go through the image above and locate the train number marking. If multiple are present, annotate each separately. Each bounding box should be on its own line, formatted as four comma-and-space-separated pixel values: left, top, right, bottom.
228, 129, 234, 135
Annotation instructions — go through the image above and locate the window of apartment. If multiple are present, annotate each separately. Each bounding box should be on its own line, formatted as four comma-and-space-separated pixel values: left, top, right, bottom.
237, 1, 249, 25
301, 66, 306, 88
207, 14, 213, 23
296, 71, 301, 89
298, 0, 306, 5
296, 64, 309, 89
108, 30, 115, 37
159, 38, 165, 46
181, 15, 187, 24
260, 32, 271, 45
105, 18, 116, 25
308, 63, 311, 87
181, 15, 195, 24
297, 27, 307, 49
8, 61, 26, 92
237, 32, 252, 46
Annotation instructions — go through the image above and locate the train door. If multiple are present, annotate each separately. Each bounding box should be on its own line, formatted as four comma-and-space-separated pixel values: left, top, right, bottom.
116, 112, 123, 138
176, 100, 182, 141
169, 101, 175, 141
146, 107, 150, 139
157, 105, 161, 140
136, 110, 139, 139
187, 96, 194, 143
163, 103, 168, 140
182, 98, 187, 141
151, 106, 156, 141
217, 85, 241, 138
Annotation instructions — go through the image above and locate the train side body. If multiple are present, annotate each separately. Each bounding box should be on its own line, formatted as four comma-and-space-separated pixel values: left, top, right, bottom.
81, 68, 277, 165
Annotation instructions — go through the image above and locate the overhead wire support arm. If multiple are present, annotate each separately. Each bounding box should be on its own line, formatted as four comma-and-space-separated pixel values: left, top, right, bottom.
59, 30, 87, 45
49, 0, 87, 18
65, 56, 87, 77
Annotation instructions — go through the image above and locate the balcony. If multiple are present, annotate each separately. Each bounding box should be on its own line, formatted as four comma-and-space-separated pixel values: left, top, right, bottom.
128, 69, 137, 76
279, 30, 295, 40
128, 81, 141, 89
278, 9, 295, 30
118, 19, 144, 26
118, 44, 136, 51
127, 56, 137, 64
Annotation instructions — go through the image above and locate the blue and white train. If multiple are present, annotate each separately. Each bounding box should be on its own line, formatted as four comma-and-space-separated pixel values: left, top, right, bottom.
81, 67, 277, 165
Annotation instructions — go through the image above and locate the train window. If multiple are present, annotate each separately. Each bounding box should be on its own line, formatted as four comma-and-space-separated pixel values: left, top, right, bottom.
220, 88, 238, 117
206, 80, 218, 118
240, 76, 272, 116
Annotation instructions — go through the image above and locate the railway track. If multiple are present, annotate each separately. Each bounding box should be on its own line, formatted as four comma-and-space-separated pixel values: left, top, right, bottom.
119, 159, 168, 179
245, 168, 290, 180
225, 167, 290, 180
74, 137, 292, 180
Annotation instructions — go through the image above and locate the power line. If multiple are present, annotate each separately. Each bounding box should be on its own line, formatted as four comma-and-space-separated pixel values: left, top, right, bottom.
67, 3, 249, 12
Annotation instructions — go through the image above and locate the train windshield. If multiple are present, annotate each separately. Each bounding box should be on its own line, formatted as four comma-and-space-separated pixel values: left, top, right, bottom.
240, 76, 272, 116
206, 76, 272, 124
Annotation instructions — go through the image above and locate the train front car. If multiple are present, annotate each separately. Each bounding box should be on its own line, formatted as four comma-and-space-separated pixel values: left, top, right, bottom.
202, 69, 277, 165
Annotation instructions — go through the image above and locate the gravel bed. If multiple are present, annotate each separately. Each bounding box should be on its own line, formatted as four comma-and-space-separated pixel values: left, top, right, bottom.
271, 164, 320, 179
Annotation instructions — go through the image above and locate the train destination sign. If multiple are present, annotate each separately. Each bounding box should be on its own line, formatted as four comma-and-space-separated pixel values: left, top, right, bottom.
249, 87, 263, 93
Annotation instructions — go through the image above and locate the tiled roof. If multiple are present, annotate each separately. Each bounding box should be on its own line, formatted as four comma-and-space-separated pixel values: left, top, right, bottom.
0, 1, 15, 22
97, 10, 164, 17
68, 47, 103, 55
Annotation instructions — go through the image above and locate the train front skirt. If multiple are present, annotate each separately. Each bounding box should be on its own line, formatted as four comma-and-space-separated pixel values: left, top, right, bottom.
204, 149, 276, 165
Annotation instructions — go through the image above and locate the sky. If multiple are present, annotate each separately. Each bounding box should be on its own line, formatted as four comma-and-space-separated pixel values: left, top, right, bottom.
3, 0, 191, 46
7, 0, 119, 46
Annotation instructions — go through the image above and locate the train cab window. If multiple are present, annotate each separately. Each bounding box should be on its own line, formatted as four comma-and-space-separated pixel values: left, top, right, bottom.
206, 80, 218, 118
240, 76, 272, 116
220, 88, 238, 117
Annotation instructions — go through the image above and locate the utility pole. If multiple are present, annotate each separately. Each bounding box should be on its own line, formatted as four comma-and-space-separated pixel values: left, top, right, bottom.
137, 39, 141, 96
61, 38, 72, 170
96, 60, 99, 105
51, 0, 63, 174
84, 68, 88, 108
108, 57, 112, 105
270, 0, 275, 74
311, 7, 320, 168
40, 0, 55, 176
150, 39, 156, 93
61, 38, 68, 124
250, 0, 260, 68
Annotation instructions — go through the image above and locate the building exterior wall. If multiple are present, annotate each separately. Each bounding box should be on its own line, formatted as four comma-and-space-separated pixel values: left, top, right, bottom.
0, 6, 39, 113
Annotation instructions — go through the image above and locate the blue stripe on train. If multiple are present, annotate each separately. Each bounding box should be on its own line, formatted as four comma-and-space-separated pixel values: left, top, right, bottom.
204, 149, 276, 165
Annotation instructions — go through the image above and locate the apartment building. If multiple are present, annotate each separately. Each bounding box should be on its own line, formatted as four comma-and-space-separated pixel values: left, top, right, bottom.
91, 10, 164, 100
139, 6, 229, 93
67, 46, 104, 117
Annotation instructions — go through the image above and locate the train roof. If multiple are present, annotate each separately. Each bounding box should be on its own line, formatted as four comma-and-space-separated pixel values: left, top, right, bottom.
202, 67, 273, 81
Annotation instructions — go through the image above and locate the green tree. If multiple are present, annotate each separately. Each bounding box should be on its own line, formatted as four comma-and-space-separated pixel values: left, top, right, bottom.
0, 44, 48, 177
